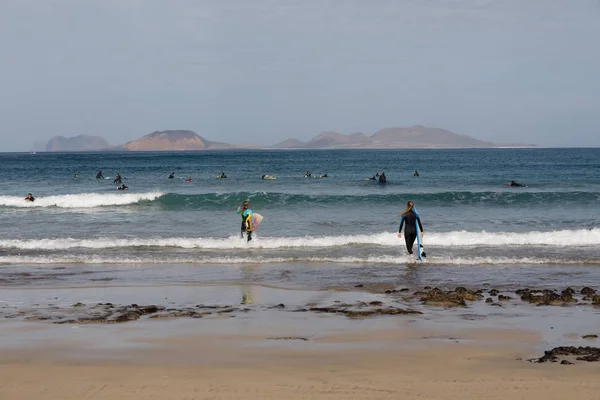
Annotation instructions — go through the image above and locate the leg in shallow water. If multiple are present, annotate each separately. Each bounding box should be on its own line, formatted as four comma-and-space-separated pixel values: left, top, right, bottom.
405, 233, 417, 255
247, 231, 252, 242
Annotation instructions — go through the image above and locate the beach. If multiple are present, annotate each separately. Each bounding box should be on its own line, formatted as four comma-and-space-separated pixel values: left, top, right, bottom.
2, 282, 600, 399
1, 148, 600, 398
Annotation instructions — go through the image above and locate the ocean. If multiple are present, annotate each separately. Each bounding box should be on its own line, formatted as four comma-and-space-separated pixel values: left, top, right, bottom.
1, 148, 599, 290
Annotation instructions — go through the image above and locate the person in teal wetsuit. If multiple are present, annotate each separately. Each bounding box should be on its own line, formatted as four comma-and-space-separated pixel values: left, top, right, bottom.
237, 200, 254, 242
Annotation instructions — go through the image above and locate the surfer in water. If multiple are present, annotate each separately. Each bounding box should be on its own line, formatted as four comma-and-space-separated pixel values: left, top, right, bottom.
397, 201, 424, 257
414, 170, 419, 177
378, 172, 387, 183
114, 173, 122, 185
510, 180, 526, 187
237, 201, 254, 242
25, 193, 35, 202
304, 171, 311, 178
168, 172, 175, 179
96, 171, 104, 179
117, 184, 129, 191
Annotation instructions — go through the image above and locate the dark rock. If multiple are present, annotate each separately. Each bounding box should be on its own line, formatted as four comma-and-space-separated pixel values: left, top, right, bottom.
417, 288, 480, 307
485, 298, 493, 303
519, 289, 573, 306
592, 296, 600, 305
354, 284, 364, 288
581, 287, 596, 296
582, 335, 599, 339
400, 288, 410, 292
107, 311, 141, 323
72, 302, 85, 307
138, 305, 163, 315
489, 289, 499, 296
131, 303, 139, 308
498, 295, 512, 301
369, 301, 383, 306
149, 310, 207, 319
561, 360, 574, 365
424, 286, 432, 290
268, 336, 308, 341
455, 287, 468, 294
309, 303, 422, 318
530, 346, 600, 363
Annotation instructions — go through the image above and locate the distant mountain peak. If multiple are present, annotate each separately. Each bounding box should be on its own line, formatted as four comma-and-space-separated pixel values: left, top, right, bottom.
272, 126, 504, 149
123, 130, 231, 151
45, 135, 110, 152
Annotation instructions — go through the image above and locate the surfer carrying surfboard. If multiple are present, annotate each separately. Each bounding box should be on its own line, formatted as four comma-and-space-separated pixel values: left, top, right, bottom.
237, 201, 254, 242
397, 201, 424, 258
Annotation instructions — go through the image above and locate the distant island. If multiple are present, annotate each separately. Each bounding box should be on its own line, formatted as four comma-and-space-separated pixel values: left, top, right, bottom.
44, 135, 111, 152
38, 126, 537, 152
122, 130, 231, 151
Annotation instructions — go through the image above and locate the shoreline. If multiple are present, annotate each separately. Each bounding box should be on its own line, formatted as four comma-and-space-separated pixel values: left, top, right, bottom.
2, 283, 600, 399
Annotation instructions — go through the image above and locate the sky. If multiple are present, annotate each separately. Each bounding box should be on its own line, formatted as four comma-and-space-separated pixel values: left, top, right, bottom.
1, 0, 599, 151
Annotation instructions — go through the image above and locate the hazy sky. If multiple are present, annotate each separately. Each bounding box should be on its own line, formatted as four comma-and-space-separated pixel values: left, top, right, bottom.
1, 0, 599, 151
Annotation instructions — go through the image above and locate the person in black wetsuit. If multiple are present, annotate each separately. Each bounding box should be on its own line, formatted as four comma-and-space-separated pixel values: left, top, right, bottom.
25, 193, 35, 202
114, 173, 122, 184
378, 172, 387, 183
510, 180, 526, 187
397, 201, 424, 256
168, 172, 175, 179
96, 171, 104, 179
414, 170, 419, 177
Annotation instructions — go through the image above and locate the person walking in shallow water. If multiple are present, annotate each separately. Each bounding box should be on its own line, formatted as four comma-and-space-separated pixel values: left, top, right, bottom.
397, 201, 423, 257
237, 201, 254, 242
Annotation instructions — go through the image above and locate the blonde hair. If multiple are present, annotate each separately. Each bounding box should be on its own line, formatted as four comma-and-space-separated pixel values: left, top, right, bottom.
397, 201, 414, 217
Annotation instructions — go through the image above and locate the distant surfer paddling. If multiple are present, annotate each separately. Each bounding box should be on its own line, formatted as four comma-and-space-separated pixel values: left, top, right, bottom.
397, 201, 425, 258
237, 201, 254, 242
96, 171, 104, 179
24, 193, 35, 202
509, 180, 527, 187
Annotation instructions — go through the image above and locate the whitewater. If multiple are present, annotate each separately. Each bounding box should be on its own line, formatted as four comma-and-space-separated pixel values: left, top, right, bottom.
1, 229, 599, 250
1, 149, 599, 288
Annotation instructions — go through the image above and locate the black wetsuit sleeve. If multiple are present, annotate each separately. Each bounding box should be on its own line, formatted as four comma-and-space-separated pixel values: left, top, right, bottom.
417, 216, 423, 232
398, 217, 405, 233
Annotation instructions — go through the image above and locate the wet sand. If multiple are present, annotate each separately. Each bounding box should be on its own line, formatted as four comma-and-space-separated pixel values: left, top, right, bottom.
2, 283, 600, 399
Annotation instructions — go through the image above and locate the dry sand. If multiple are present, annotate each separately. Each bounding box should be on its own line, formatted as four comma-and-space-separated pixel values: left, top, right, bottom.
2, 326, 600, 400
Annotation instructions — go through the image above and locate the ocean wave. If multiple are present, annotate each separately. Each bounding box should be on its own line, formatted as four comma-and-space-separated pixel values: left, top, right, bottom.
2, 229, 599, 250
0, 192, 164, 208
0, 254, 597, 266
153, 191, 600, 209
1, 190, 598, 210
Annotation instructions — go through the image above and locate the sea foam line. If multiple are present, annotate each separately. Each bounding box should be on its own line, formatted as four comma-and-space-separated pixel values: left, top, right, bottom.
0, 254, 597, 266
0, 192, 164, 208
1, 229, 600, 250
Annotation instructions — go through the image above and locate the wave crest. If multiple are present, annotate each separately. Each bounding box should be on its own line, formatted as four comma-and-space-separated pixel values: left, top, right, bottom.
2, 229, 599, 250
0, 192, 164, 208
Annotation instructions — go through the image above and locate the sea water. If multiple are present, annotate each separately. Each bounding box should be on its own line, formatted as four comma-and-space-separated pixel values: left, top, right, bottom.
0, 148, 599, 289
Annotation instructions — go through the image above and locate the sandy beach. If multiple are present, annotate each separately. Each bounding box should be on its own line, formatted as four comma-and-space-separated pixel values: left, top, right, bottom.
2, 283, 600, 400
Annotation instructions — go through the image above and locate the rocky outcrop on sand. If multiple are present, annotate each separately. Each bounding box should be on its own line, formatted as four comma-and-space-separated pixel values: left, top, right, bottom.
529, 346, 600, 364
